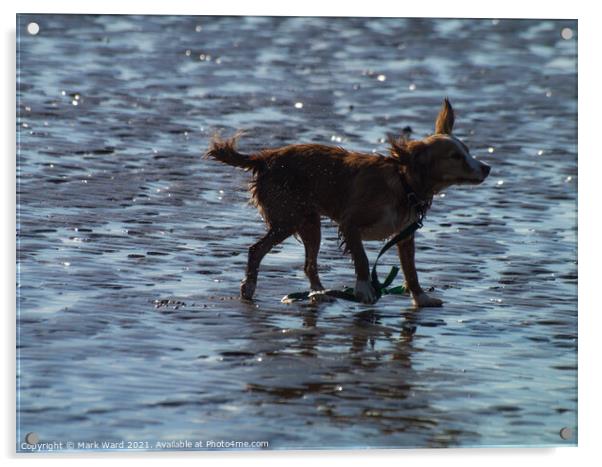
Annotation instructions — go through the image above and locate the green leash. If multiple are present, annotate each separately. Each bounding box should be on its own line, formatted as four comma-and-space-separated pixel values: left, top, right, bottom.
281, 220, 423, 304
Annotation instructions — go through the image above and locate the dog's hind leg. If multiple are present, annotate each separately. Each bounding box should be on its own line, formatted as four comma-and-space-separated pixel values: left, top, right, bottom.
241, 227, 293, 300
297, 213, 324, 291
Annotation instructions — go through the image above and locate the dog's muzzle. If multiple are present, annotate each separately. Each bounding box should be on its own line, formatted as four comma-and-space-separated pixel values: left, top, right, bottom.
468, 162, 491, 185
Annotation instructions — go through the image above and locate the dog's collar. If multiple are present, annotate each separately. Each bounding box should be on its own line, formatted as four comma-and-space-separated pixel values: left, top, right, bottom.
400, 174, 428, 225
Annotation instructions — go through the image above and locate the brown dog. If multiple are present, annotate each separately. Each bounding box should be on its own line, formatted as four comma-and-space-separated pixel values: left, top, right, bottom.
206, 99, 490, 306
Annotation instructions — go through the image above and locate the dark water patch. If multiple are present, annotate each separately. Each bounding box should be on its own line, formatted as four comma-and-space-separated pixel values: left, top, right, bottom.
220, 350, 256, 359
492, 405, 522, 413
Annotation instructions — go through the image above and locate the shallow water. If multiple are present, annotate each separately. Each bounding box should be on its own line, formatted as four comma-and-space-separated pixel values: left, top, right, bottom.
16, 15, 577, 450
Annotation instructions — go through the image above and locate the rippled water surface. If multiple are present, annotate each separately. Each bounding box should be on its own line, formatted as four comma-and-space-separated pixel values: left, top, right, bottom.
17, 15, 577, 450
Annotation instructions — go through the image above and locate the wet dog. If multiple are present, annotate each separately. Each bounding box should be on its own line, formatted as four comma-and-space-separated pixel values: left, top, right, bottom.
206, 99, 490, 306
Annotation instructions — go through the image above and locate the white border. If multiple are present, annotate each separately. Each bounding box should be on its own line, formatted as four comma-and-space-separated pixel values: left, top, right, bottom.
3, 0, 584, 18
3, 1, 599, 466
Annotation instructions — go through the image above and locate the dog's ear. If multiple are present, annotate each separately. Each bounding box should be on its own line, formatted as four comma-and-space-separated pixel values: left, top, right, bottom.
434, 98, 455, 135
388, 134, 413, 165
387, 134, 424, 166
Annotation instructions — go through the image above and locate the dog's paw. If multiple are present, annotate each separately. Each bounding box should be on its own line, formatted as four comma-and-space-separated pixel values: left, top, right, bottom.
354, 280, 377, 304
240, 279, 256, 301
412, 292, 443, 308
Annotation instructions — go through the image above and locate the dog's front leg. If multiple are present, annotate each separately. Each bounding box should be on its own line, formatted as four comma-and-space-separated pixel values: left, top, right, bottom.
340, 225, 377, 304
397, 235, 443, 308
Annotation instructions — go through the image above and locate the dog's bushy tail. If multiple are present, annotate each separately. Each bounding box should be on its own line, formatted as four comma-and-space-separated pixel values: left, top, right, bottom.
205, 132, 263, 171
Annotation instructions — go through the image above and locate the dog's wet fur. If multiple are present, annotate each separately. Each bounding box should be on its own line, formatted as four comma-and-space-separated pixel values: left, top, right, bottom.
206, 99, 490, 306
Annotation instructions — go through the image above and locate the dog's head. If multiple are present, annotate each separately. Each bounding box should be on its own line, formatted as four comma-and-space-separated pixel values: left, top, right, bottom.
390, 99, 491, 194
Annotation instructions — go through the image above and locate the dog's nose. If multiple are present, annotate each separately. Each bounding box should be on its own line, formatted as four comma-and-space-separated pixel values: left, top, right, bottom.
482, 164, 491, 178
